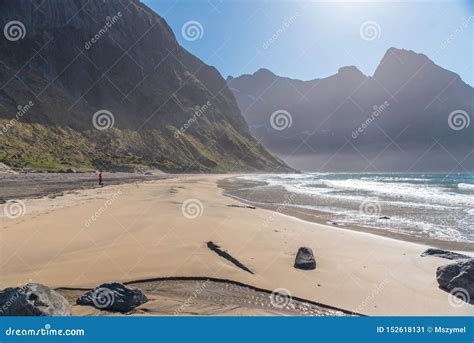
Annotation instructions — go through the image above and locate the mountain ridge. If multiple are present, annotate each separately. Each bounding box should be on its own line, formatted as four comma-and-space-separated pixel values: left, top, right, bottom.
230, 48, 471, 87
228, 47, 474, 172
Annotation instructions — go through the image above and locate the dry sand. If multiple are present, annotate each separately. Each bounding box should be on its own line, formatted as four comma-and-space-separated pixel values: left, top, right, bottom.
0, 175, 472, 316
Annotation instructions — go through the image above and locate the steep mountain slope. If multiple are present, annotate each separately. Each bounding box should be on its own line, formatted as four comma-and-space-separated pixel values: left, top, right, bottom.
228, 48, 473, 171
0, 0, 288, 172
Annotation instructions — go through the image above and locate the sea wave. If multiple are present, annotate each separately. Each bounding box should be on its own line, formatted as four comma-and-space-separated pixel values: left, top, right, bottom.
238, 173, 474, 242
458, 183, 474, 190
280, 178, 472, 207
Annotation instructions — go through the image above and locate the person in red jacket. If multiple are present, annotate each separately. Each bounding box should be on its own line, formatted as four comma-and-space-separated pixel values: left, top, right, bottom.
98, 170, 103, 186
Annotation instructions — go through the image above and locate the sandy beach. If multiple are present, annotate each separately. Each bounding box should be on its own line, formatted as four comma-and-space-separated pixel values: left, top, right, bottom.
0, 174, 472, 316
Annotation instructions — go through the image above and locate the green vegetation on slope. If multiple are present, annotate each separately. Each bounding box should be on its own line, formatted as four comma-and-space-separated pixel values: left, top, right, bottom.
0, 120, 287, 172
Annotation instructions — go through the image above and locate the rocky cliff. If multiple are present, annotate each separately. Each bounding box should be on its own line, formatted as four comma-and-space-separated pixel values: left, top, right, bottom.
0, 0, 288, 172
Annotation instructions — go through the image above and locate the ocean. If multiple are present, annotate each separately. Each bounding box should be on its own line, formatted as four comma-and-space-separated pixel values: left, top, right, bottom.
237, 173, 474, 243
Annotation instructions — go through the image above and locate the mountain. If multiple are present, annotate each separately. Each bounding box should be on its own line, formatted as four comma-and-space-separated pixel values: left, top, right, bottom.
228, 48, 474, 172
0, 0, 288, 172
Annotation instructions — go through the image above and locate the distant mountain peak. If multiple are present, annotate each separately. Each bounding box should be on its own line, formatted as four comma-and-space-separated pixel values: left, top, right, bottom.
374, 47, 432, 80
253, 68, 276, 77
337, 66, 366, 77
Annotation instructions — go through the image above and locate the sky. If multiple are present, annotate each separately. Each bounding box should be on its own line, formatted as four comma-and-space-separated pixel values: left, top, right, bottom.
143, 0, 474, 85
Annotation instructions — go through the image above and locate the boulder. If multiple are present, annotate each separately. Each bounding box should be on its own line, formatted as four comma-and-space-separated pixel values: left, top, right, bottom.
436, 259, 474, 300
0, 283, 70, 316
76, 282, 148, 313
421, 248, 471, 261
65, 168, 77, 173
294, 247, 316, 270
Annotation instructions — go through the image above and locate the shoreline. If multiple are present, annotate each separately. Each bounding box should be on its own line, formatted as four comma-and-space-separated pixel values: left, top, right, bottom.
218, 177, 474, 253
1, 174, 472, 316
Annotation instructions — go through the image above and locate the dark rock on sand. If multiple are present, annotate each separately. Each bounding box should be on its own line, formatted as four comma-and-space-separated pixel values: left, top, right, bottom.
227, 204, 256, 209
294, 247, 316, 270
436, 259, 474, 299
379, 216, 390, 220
421, 248, 471, 261
0, 283, 70, 316
76, 282, 148, 313
207, 241, 254, 274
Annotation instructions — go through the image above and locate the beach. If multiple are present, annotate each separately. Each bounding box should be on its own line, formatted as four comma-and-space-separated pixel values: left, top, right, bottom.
0, 170, 169, 201
0, 174, 472, 316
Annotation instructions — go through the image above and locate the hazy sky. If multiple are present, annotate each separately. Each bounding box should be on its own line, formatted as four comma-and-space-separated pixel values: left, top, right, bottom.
143, 0, 473, 85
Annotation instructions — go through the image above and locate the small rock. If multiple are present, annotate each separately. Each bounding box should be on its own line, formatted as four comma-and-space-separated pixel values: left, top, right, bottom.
294, 247, 316, 270
379, 216, 390, 220
76, 282, 148, 313
0, 283, 70, 316
421, 248, 471, 261
0, 162, 17, 174
436, 259, 474, 301
65, 168, 77, 173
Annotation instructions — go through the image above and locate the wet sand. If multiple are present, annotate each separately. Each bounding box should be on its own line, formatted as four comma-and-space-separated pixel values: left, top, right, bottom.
58, 277, 354, 316
0, 170, 169, 202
